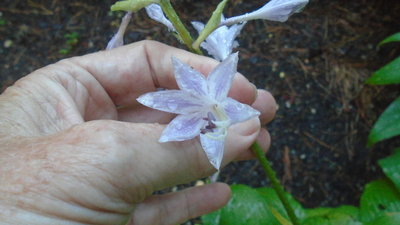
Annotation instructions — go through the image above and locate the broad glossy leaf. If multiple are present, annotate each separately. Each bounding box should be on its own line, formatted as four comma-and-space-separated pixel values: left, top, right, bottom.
305, 207, 332, 218
360, 178, 400, 223
256, 187, 306, 220
305, 205, 359, 218
366, 56, 400, 85
379, 148, 400, 191
365, 212, 400, 225
368, 97, 400, 146
270, 207, 292, 225
202, 209, 221, 225
379, 32, 400, 46
204, 184, 273, 225
202, 184, 304, 225
303, 206, 361, 225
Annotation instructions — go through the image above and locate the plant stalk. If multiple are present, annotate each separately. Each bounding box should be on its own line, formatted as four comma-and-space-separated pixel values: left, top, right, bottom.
251, 142, 299, 225
159, 0, 202, 55
192, 0, 230, 52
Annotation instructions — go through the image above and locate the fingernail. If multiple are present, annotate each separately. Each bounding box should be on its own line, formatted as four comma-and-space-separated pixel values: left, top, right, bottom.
256, 129, 271, 154
250, 83, 258, 99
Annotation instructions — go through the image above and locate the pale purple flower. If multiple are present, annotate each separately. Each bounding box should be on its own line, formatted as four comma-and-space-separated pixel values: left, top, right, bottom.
192, 16, 246, 61
145, 4, 176, 32
221, 0, 309, 26
137, 53, 260, 169
106, 12, 132, 50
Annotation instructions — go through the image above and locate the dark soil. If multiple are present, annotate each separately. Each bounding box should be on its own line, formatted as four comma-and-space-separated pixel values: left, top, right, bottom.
1, 0, 400, 214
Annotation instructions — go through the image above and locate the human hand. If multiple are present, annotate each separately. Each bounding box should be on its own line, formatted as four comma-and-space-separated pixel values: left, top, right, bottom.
0, 40, 276, 225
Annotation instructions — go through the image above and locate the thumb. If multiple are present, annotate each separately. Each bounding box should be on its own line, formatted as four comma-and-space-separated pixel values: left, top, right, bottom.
223, 117, 262, 164
129, 183, 231, 225
122, 117, 261, 191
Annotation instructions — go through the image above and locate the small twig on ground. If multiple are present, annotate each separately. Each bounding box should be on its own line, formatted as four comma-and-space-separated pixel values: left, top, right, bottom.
282, 146, 293, 186
303, 131, 336, 152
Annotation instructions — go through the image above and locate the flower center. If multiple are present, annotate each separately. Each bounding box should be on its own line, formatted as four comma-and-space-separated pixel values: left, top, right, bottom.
200, 104, 230, 140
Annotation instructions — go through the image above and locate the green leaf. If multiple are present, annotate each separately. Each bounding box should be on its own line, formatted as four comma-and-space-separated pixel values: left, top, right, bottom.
256, 187, 306, 220
111, 0, 158, 12
368, 97, 400, 146
366, 56, 400, 85
0, 18, 6, 26
365, 212, 400, 225
202, 184, 305, 225
201, 209, 221, 225
379, 32, 400, 46
305, 205, 359, 218
59, 48, 70, 55
270, 207, 293, 225
379, 148, 400, 191
303, 206, 361, 225
216, 184, 273, 225
305, 207, 333, 218
360, 178, 400, 223
302, 215, 362, 225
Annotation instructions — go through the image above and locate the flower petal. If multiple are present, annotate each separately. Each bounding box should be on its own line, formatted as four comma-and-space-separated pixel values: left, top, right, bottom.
145, 4, 176, 32
222, 97, 260, 124
106, 12, 132, 50
172, 57, 208, 96
200, 134, 225, 170
226, 22, 246, 47
191, 21, 204, 33
192, 19, 246, 61
137, 90, 206, 114
254, 0, 309, 22
221, 0, 308, 25
202, 26, 231, 61
159, 113, 206, 142
207, 52, 238, 101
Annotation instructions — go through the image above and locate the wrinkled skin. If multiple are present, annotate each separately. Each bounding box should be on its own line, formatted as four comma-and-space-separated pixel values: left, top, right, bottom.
0, 41, 276, 225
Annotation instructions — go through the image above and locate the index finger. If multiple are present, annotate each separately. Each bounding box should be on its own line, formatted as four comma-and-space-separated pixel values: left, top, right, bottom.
68, 40, 257, 107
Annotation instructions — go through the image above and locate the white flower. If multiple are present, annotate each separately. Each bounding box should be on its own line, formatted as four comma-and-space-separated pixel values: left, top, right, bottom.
192, 16, 246, 61
137, 53, 260, 169
106, 12, 132, 50
145, 3, 176, 32
221, 0, 309, 26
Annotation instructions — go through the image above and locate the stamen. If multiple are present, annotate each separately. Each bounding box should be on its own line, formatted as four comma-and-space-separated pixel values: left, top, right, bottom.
205, 123, 217, 130
200, 104, 231, 140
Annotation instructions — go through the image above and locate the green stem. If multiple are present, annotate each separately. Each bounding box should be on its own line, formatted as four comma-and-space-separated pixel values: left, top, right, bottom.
251, 142, 299, 225
192, 26, 216, 53
159, 0, 202, 55
192, 0, 229, 52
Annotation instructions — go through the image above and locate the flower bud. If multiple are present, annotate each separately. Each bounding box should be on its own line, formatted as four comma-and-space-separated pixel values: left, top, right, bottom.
221, 0, 309, 26
111, 0, 158, 12
106, 12, 132, 49
145, 4, 176, 32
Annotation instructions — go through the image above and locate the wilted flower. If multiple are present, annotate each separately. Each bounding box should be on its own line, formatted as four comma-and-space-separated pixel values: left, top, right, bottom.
192, 16, 246, 61
221, 0, 309, 26
145, 3, 176, 32
106, 12, 132, 50
137, 53, 260, 169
